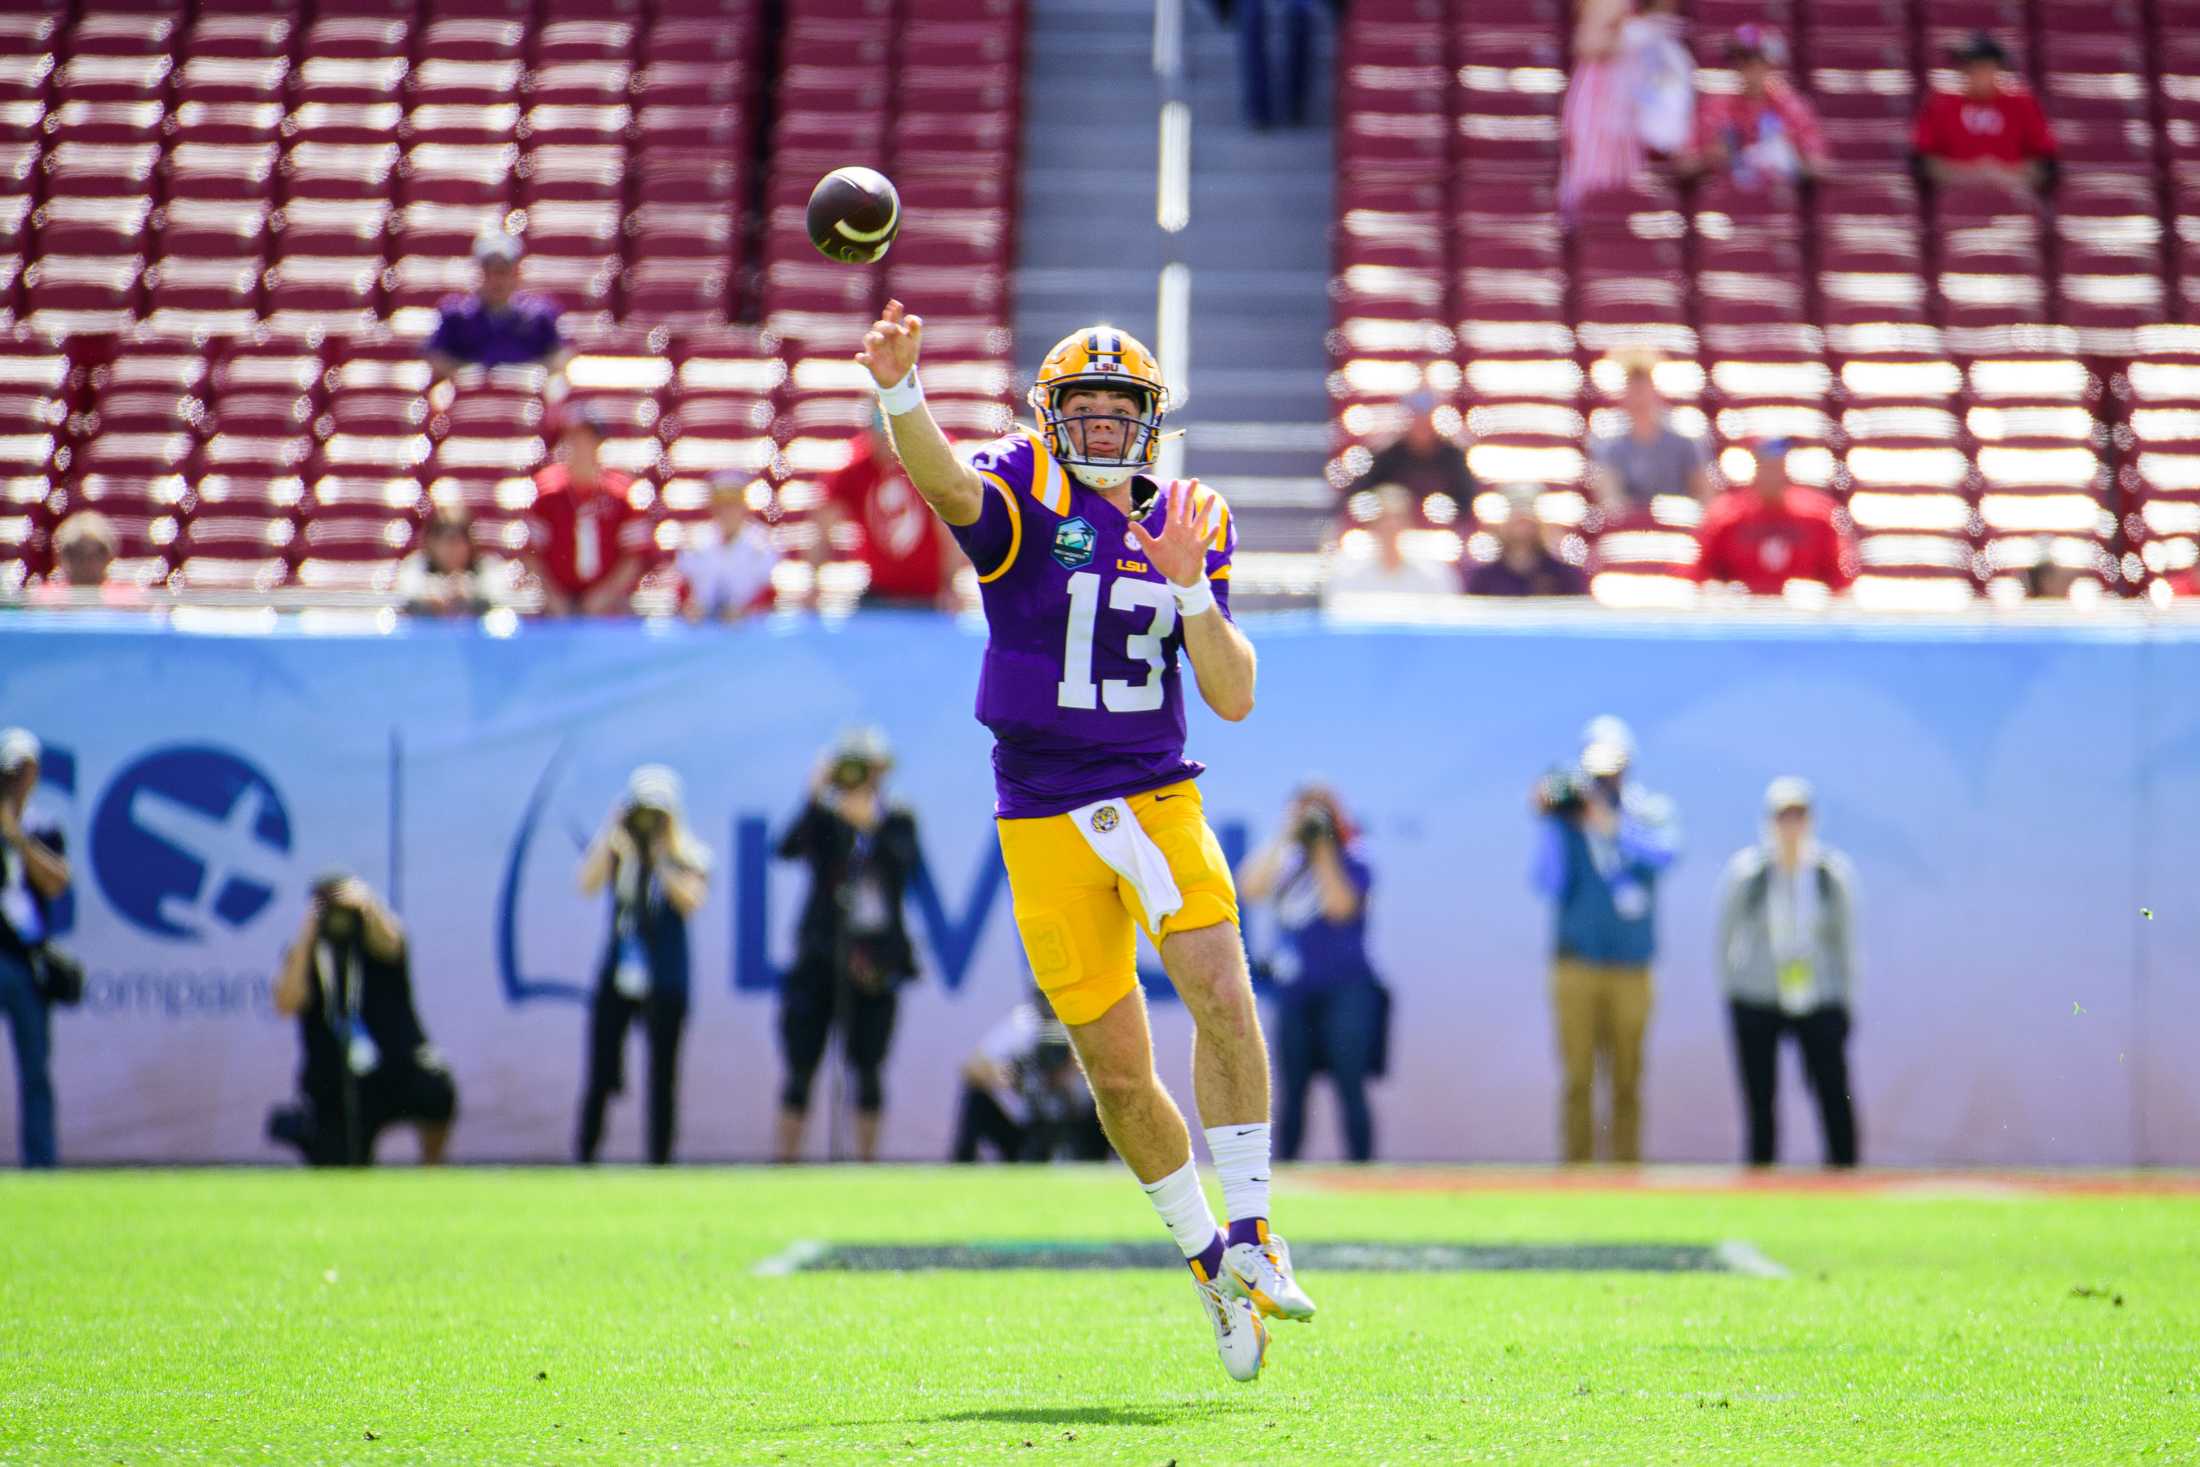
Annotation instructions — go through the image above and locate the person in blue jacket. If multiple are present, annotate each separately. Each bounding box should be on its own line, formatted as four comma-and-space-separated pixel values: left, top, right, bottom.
1531, 716, 1680, 1163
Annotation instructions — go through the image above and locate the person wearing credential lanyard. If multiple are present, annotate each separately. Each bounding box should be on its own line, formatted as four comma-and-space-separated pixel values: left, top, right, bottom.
574, 766, 711, 1165
270, 873, 457, 1167
774, 727, 922, 1163
1239, 784, 1387, 1163
1530, 715, 1681, 1164
0, 728, 72, 1169
1717, 776, 1860, 1167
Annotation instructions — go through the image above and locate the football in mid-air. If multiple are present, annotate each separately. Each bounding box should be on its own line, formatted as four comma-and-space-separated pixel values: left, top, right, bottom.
806, 166, 901, 264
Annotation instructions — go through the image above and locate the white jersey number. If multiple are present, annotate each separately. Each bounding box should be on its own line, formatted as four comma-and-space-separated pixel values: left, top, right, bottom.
1056, 571, 1178, 713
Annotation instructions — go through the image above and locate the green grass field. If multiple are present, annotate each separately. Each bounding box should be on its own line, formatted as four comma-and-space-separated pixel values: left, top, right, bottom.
2, 1168, 2196, 1465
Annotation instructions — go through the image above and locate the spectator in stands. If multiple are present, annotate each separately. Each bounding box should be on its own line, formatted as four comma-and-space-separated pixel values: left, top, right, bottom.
950, 991, 1108, 1164
424, 232, 573, 381
1346, 391, 1476, 513
1324, 487, 1460, 600
677, 472, 780, 623
1467, 486, 1592, 597
1717, 776, 1860, 1168
1688, 26, 1828, 190
1696, 439, 1857, 596
1531, 716, 1680, 1164
0, 729, 66, 1169
2024, 543, 2083, 600
26, 512, 150, 610
1586, 356, 1712, 514
1224, 0, 1338, 130
526, 409, 652, 617
1912, 32, 2058, 195
398, 511, 514, 618
1560, 0, 1694, 217
818, 414, 965, 610
575, 766, 710, 1166
269, 873, 457, 1167
775, 728, 921, 1164
52, 511, 115, 590
1240, 783, 1386, 1163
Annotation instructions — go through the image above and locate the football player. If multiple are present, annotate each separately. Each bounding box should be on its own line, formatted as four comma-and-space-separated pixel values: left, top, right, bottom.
857, 301, 1315, 1380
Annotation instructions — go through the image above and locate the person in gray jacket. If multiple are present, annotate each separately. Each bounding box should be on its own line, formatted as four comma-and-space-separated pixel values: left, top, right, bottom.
1716, 776, 1859, 1167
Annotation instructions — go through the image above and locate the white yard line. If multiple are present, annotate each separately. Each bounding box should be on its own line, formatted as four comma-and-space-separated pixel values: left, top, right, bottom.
751, 1239, 829, 1277
1714, 1239, 1792, 1279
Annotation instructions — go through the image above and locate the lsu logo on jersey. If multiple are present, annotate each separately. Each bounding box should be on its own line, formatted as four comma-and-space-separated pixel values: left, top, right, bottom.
1089, 806, 1119, 833
1053, 516, 1097, 569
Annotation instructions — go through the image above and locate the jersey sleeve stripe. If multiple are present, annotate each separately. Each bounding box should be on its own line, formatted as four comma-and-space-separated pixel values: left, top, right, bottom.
973, 470, 1022, 584
1019, 429, 1070, 515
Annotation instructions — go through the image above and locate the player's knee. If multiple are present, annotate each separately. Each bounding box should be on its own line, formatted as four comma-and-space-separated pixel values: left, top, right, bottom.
1081, 1053, 1158, 1113
854, 1066, 885, 1113
1171, 949, 1256, 1031
781, 1068, 816, 1112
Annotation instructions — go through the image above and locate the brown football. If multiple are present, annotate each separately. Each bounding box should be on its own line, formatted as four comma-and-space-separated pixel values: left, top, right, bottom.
806, 166, 901, 265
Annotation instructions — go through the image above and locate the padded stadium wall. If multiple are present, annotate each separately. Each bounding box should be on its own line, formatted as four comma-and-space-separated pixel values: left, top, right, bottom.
4, 611, 2196, 1167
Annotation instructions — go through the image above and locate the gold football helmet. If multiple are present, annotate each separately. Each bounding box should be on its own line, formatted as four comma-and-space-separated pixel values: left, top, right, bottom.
1029, 326, 1170, 490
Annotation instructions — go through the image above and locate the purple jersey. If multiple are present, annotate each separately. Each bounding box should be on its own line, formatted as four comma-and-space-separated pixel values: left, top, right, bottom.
950, 431, 1238, 818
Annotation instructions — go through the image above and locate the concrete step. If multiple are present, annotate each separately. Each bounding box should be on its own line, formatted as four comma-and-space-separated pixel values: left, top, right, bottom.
1201, 474, 1337, 510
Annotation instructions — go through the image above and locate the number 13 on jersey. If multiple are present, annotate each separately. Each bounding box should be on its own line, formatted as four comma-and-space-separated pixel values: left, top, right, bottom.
1056, 571, 1178, 713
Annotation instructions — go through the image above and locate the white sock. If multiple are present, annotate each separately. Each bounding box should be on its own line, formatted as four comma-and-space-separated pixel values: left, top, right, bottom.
1140, 1159, 1222, 1260
1205, 1122, 1272, 1234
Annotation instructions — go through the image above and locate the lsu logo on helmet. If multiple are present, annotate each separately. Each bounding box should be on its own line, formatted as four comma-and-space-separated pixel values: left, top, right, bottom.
1030, 326, 1170, 491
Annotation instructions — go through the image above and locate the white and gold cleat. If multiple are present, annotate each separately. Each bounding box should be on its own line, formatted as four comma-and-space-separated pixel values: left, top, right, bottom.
1221, 1231, 1317, 1323
1195, 1275, 1267, 1381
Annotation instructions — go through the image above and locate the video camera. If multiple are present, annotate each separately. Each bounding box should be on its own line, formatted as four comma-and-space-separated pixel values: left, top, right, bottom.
1535, 770, 1590, 818
1293, 803, 1336, 847
622, 801, 670, 846
312, 872, 363, 945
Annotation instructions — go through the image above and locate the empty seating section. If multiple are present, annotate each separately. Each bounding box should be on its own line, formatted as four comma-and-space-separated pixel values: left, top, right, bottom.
0, 0, 1025, 599
1332, 0, 2199, 605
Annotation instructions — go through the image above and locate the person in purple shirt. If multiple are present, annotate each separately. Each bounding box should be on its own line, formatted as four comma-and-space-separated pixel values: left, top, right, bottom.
424, 233, 572, 381
1467, 485, 1591, 597
855, 300, 1311, 1384
1239, 784, 1386, 1163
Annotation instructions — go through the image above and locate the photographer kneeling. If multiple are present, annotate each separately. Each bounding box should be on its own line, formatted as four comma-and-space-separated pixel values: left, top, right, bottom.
775, 728, 920, 1163
270, 874, 456, 1166
575, 766, 710, 1165
951, 991, 1108, 1163
1240, 784, 1386, 1163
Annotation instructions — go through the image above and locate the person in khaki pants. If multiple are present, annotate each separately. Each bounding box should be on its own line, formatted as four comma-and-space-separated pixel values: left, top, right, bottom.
1530, 717, 1681, 1163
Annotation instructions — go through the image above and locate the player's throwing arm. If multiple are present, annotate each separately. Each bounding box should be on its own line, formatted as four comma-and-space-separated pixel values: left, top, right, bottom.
856, 300, 984, 527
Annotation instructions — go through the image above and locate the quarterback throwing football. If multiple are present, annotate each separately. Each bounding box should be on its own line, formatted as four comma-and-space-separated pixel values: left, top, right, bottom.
858, 301, 1314, 1380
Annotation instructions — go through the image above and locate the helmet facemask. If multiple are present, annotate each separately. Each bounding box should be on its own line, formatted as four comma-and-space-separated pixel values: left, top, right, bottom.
1032, 379, 1167, 490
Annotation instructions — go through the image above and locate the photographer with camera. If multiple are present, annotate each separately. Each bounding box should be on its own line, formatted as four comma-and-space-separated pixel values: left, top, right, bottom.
775, 728, 921, 1164
574, 765, 710, 1165
0, 729, 71, 1168
1531, 715, 1680, 1164
270, 873, 456, 1166
1239, 783, 1386, 1163
951, 990, 1108, 1163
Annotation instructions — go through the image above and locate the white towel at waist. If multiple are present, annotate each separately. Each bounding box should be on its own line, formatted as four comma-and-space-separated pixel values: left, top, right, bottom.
1067, 796, 1184, 929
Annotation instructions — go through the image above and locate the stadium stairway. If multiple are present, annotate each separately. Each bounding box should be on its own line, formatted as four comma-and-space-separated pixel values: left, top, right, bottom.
1012, 0, 1336, 598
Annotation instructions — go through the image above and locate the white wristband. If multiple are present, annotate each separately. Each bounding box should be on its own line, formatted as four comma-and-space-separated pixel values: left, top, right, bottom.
1171, 574, 1216, 618
876, 367, 924, 416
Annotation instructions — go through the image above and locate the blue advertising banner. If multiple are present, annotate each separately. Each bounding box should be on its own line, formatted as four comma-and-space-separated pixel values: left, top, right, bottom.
2, 609, 2194, 1165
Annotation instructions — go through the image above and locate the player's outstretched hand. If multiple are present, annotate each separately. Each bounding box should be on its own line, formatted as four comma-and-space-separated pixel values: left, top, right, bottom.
1130, 483, 1210, 590
856, 299, 923, 388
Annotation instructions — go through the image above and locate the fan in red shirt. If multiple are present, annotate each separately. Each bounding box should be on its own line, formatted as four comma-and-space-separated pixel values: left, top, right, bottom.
525, 409, 654, 616
1912, 32, 2058, 193
1695, 440, 1857, 595
816, 421, 965, 608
